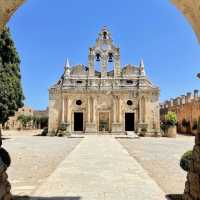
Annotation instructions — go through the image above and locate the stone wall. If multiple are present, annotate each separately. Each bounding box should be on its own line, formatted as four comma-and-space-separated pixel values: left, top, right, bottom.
160, 90, 200, 135
184, 132, 200, 200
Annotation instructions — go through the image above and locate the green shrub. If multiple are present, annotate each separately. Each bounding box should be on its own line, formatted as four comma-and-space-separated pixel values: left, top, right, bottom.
165, 111, 177, 126
180, 150, 193, 172
17, 115, 33, 129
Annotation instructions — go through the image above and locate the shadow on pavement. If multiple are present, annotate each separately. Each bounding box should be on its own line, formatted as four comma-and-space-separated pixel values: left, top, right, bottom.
14, 196, 81, 200
166, 194, 184, 200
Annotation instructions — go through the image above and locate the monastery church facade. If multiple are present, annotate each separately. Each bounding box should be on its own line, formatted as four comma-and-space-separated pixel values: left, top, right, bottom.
48, 27, 160, 135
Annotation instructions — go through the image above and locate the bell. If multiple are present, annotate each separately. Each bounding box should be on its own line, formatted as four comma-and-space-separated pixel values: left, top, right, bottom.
108, 57, 113, 62
96, 54, 100, 62
108, 53, 113, 62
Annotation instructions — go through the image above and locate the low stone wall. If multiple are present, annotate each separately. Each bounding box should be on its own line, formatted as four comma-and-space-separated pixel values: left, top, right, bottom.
184, 132, 200, 200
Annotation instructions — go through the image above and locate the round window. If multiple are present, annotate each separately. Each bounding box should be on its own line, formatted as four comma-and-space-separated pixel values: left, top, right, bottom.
76, 100, 82, 106
127, 100, 133, 106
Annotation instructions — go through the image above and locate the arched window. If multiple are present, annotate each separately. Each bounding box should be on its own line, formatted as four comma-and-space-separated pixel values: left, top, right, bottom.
103, 31, 107, 40
94, 53, 101, 73
107, 52, 114, 76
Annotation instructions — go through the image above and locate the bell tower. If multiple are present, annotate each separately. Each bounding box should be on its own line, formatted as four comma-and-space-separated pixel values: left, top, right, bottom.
88, 26, 121, 78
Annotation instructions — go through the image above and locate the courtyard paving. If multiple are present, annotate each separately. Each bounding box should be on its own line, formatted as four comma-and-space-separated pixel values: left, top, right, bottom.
1, 131, 195, 200
2, 131, 82, 196
118, 135, 195, 195
33, 135, 166, 200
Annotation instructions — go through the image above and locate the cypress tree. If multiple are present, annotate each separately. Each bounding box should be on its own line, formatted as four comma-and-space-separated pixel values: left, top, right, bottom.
0, 27, 24, 126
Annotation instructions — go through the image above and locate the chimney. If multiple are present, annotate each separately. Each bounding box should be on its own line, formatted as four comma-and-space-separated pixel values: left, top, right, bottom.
177, 97, 181, 106
186, 92, 192, 103
194, 90, 199, 100
181, 95, 186, 105
170, 98, 174, 107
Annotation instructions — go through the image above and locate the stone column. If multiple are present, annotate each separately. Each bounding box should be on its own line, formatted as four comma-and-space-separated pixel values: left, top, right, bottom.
66, 98, 71, 132
88, 52, 95, 77
65, 97, 68, 122
113, 96, 117, 124
85, 96, 96, 133
93, 98, 96, 123
112, 95, 121, 133
118, 97, 121, 124
114, 51, 121, 77
87, 97, 90, 123
101, 55, 107, 78
90, 97, 93, 123
61, 95, 65, 123
116, 96, 120, 123
184, 132, 200, 200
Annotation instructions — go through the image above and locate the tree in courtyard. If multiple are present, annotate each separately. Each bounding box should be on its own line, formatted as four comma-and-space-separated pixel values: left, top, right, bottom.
17, 115, 32, 129
0, 27, 24, 129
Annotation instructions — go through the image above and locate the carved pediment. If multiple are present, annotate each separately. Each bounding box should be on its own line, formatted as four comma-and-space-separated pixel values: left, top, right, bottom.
122, 65, 139, 76
70, 65, 88, 76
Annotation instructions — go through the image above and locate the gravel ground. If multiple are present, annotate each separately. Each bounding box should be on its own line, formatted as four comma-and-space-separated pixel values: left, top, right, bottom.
118, 135, 195, 195
1, 131, 82, 196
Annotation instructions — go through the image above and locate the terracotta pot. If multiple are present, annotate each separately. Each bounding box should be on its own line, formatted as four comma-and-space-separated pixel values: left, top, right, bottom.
165, 126, 177, 138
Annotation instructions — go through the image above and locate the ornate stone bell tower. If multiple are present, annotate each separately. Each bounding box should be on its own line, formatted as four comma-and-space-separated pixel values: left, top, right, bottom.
88, 26, 121, 78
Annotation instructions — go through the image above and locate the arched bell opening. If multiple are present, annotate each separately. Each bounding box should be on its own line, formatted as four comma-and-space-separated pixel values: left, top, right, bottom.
107, 52, 115, 76
94, 53, 101, 74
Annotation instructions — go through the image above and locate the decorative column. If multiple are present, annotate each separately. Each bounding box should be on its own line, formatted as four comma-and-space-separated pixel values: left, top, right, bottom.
88, 49, 95, 77
93, 97, 96, 123
61, 95, 65, 123
112, 95, 122, 133
85, 96, 96, 133
101, 55, 107, 78
114, 50, 121, 77
113, 97, 117, 124
138, 96, 147, 134
66, 98, 71, 132
90, 96, 93, 123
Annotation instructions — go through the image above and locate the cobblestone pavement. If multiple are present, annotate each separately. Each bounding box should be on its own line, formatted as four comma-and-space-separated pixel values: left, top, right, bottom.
118, 135, 195, 195
2, 132, 82, 196
33, 136, 166, 200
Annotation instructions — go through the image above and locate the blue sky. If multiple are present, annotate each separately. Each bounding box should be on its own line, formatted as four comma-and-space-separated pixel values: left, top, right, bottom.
8, 0, 200, 110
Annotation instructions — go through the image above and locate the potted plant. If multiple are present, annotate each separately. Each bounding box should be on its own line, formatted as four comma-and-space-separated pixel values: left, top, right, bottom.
163, 111, 177, 138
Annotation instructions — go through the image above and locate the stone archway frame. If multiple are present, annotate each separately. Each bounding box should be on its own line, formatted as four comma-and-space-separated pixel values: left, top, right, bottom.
1, 1, 200, 200
0, 0, 26, 29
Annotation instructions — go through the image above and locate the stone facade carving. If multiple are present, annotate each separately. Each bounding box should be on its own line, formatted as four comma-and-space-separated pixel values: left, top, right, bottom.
48, 27, 160, 135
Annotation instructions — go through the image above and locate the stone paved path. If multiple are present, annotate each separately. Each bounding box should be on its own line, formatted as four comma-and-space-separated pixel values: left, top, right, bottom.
32, 136, 167, 200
